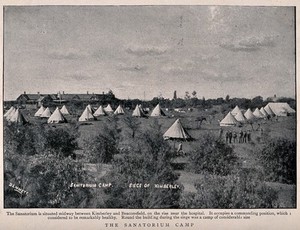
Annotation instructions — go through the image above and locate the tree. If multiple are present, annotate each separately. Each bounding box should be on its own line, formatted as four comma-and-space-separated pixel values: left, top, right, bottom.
172, 98, 186, 108
4, 122, 91, 208
103, 121, 182, 208
122, 116, 141, 138
225, 94, 230, 102
251, 96, 264, 108
189, 134, 239, 176
44, 126, 79, 158
3, 122, 43, 156
108, 89, 114, 95
202, 96, 206, 107
184, 91, 190, 100
256, 138, 296, 184
83, 121, 120, 164
173, 90, 177, 100
192, 90, 197, 98
21, 153, 91, 208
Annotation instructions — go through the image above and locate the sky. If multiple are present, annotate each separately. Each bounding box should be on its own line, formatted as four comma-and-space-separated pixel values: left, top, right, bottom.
4, 5, 295, 100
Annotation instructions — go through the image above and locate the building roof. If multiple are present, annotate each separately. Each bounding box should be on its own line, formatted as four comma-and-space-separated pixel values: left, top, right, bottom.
17, 94, 58, 101
16, 92, 114, 102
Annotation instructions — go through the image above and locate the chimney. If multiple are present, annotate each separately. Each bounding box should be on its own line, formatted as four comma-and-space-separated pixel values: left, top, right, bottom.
24, 91, 26, 95
37, 92, 40, 95
63, 91, 65, 95
87, 91, 89, 95
274, 94, 276, 98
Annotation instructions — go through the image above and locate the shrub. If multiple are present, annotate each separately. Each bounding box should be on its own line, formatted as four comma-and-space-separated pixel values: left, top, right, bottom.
3, 122, 91, 208
122, 116, 141, 138
180, 169, 278, 208
84, 121, 120, 164
256, 138, 296, 184
44, 126, 79, 158
103, 123, 182, 208
84, 133, 119, 164
189, 134, 239, 176
4, 152, 91, 208
4, 122, 43, 156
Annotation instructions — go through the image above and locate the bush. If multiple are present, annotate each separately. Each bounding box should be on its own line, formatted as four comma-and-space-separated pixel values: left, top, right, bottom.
44, 126, 79, 158
84, 132, 119, 164
257, 138, 296, 184
4, 122, 91, 208
4, 152, 91, 208
180, 169, 278, 208
4, 122, 44, 156
189, 134, 239, 176
122, 116, 141, 138
84, 120, 120, 164
103, 122, 182, 208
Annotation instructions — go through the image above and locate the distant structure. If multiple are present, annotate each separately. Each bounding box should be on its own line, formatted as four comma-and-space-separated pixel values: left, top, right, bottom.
163, 118, 192, 141
150, 104, 166, 117
16, 91, 115, 106
93, 105, 107, 116
265, 102, 296, 116
220, 112, 238, 127
114, 105, 125, 115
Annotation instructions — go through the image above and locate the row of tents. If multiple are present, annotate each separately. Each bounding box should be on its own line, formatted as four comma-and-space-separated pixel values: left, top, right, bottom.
4, 107, 27, 125
34, 103, 166, 122
4, 103, 168, 124
77, 103, 166, 121
220, 103, 296, 126
4, 106, 68, 125
4, 104, 192, 141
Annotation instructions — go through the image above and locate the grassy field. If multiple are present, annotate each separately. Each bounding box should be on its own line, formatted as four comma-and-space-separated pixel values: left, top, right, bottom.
19, 105, 296, 208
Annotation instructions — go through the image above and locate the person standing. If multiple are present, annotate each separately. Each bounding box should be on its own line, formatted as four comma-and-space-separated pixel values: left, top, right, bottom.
225, 131, 229, 143
219, 128, 224, 140
177, 142, 183, 156
247, 130, 251, 142
243, 131, 247, 143
228, 131, 233, 144
239, 130, 243, 143
233, 132, 237, 143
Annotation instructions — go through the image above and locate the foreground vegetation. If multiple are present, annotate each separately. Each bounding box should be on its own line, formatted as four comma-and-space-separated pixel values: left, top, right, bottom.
4, 106, 296, 208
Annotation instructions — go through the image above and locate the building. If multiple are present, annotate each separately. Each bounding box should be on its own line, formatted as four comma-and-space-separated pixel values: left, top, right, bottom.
16, 92, 57, 106
16, 91, 115, 106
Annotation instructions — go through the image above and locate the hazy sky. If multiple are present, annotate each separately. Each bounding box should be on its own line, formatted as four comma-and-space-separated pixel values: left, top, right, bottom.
4, 6, 295, 100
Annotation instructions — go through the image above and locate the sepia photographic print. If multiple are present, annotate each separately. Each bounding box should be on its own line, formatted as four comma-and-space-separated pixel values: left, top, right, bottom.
1, 1, 299, 229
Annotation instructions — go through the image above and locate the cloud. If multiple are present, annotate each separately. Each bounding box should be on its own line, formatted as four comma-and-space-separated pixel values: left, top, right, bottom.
220, 43, 259, 52
48, 48, 86, 60
161, 60, 195, 74
199, 54, 220, 62
126, 45, 168, 56
117, 63, 147, 72
64, 72, 93, 81
220, 35, 277, 52
200, 69, 253, 82
240, 36, 275, 47
161, 65, 185, 74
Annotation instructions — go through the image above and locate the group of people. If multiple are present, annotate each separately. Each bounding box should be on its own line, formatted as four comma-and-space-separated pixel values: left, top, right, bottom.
219, 129, 252, 144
